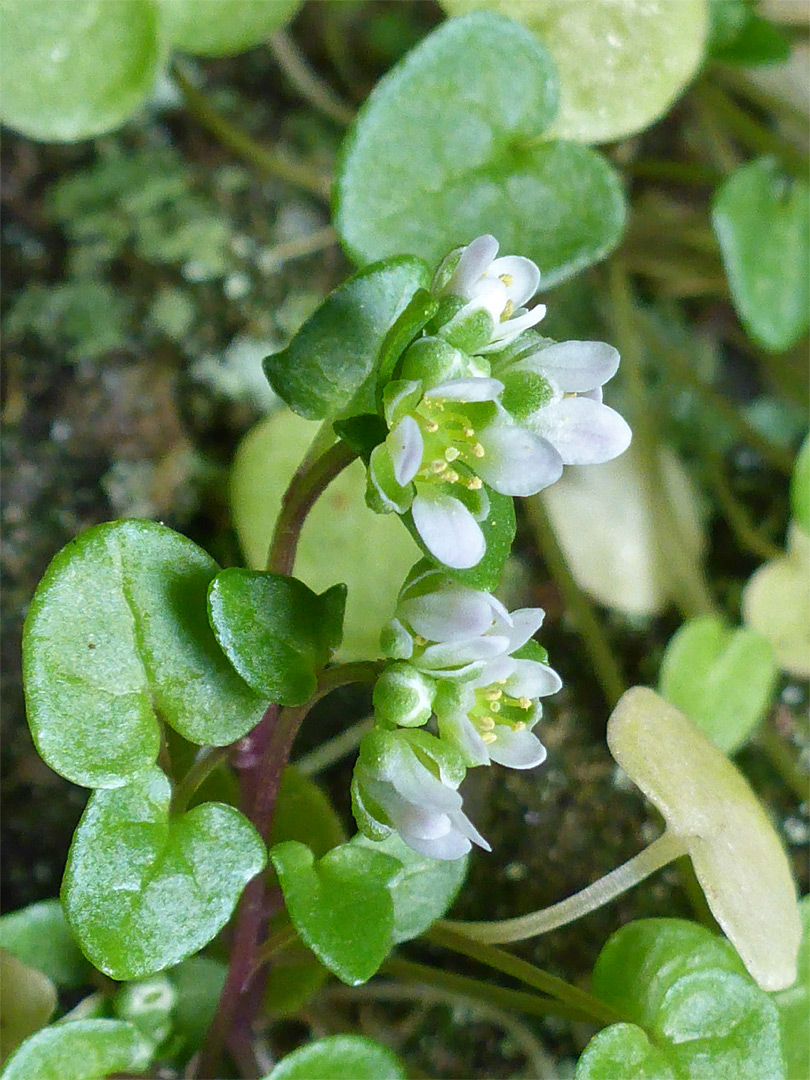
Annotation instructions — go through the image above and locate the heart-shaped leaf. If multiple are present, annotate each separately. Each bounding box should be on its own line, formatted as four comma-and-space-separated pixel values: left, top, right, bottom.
607, 687, 802, 991
1, 1019, 152, 1080
271, 768, 346, 857
269, 840, 401, 985
62, 766, 266, 980
659, 615, 778, 752
0, 0, 163, 142
334, 13, 626, 286
231, 409, 421, 661
0, 900, 90, 989
742, 523, 810, 679
263, 1034, 406, 1080
160, 0, 301, 56
0, 951, 57, 1066
23, 520, 265, 789
442, 0, 709, 144
713, 157, 810, 352
208, 570, 346, 705
350, 832, 467, 943
264, 257, 430, 421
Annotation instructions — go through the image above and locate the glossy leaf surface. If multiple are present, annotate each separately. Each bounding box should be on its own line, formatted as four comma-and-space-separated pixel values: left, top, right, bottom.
1, 1019, 152, 1080
23, 520, 265, 788
263, 1034, 406, 1080
62, 766, 266, 980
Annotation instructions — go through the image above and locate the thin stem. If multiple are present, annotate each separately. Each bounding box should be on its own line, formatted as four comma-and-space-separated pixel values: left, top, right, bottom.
623, 158, 723, 187
712, 63, 810, 132
524, 498, 627, 708
268, 30, 355, 125
425, 925, 624, 1027
440, 831, 687, 944
170, 746, 231, 815
608, 263, 718, 620
267, 440, 358, 575
254, 923, 299, 968
703, 452, 784, 561
172, 61, 332, 201
294, 716, 374, 776
258, 225, 337, 270
757, 716, 809, 802
380, 958, 597, 1024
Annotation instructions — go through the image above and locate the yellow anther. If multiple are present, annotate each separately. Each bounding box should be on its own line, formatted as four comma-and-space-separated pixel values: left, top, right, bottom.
444, 447, 461, 462
501, 299, 514, 322
430, 459, 448, 473
497, 678, 508, 685
499, 273, 514, 287
481, 732, 498, 745
513, 721, 526, 732
424, 418, 439, 433
472, 443, 485, 458
490, 701, 501, 713
466, 477, 483, 491
478, 716, 496, 731
518, 696, 532, 710
483, 688, 503, 702
413, 634, 427, 647
462, 427, 475, 438
444, 470, 459, 483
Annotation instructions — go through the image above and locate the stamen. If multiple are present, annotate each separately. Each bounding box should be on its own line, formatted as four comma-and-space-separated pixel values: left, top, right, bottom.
443, 470, 459, 483
489, 701, 501, 713
513, 721, 526, 731
478, 717, 496, 731
462, 427, 475, 438
444, 447, 461, 462
466, 477, 483, 491
424, 418, 439, 432
430, 459, 448, 473
499, 273, 514, 287
518, 697, 532, 710
481, 732, 498, 745
483, 688, 503, 702
500, 299, 514, 322
413, 634, 427, 647
472, 443, 485, 458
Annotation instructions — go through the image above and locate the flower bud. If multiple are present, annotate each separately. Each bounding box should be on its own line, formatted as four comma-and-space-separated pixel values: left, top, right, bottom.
373, 662, 436, 728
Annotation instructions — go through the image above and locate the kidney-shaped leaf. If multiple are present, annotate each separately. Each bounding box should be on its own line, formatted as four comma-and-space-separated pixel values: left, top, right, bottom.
712, 157, 810, 352
0, 0, 163, 143
264, 257, 429, 421
264, 1034, 406, 1080
23, 520, 265, 789
335, 13, 626, 286
607, 687, 801, 991
208, 570, 346, 705
1, 1019, 152, 1080
771, 895, 810, 1080
269, 840, 400, 986
62, 766, 266, 980
659, 615, 778, 753
0, 900, 90, 990
160, 0, 301, 56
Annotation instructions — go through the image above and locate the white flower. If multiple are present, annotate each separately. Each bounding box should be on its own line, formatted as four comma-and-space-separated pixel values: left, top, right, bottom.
433, 234, 547, 355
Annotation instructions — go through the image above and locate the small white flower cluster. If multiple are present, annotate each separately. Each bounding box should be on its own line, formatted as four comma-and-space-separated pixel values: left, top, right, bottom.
352, 566, 562, 860
367, 235, 631, 571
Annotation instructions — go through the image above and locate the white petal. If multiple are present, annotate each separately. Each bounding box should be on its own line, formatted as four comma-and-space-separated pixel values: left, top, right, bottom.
489, 256, 541, 307
475, 420, 563, 497
470, 654, 517, 688
399, 586, 501, 642
386, 755, 462, 814
383, 379, 423, 428
504, 608, 547, 652
412, 490, 486, 569
488, 727, 548, 770
419, 635, 510, 671
478, 304, 546, 352
504, 659, 563, 698
426, 376, 504, 402
439, 712, 492, 767
530, 398, 632, 465
520, 341, 620, 393
401, 824, 472, 861
449, 807, 491, 852
389, 415, 424, 487
446, 234, 499, 297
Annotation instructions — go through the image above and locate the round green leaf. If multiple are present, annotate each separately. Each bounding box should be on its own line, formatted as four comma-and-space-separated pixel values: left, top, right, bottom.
771, 895, 810, 1080
712, 157, 810, 352
263, 257, 430, 421
659, 615, 778, 753
271, 768, 346, 858
0, 951, 57, 1066
1, 1019, 152, 1080
62, 766, 266, 980
23, 520, 265, 789
0, 0, 163, 142
269, 840, 400, 986
607, 687, 802, 991
350, 832, 467, 944
441, 0, 709, 144
263, 1034, 406, 1080
160, 0, 301, 57
0, 900, 90, 989
576, 1023, 676, 1080
742, 523, 810, 679
168, 957, 227, 1060
231, 409, 420, 661
335, 13, 626, 287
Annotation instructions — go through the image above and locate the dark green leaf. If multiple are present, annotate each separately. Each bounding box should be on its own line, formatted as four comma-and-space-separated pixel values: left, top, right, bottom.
659, 615, 778, 752
263, 1034, 406, 1080
333, 415, 389, 462
712, 158, 809, 352
0, 951, 57, 1066
23, 520, 265, 789
269, 840, 400, 985
771, 895, 810, 1080
160, 0, 301, 56
263, 257, 430, 420
1, 1019, 152, 1080
62, 766, 266, 980
350, 832, 467, 943
0, 0, 163, 142
791, 436, 810, 533
335, 14, 626, 286
168, 957, 227, 1060
712, 12, 792, 65
271, 768, 346, 857
0, 900, 90, 989
208, 569, 346, 705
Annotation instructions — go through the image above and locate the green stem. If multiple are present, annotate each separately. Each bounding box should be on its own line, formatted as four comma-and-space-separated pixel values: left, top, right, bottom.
294, 716, 374, 776
381, 958, 597, 1025
172, 61, 332, 201
425, 925, 624, 1026
254, 922, 299, 969
623, 158, 723, 187
170, 746, 231, 816
712, 63, 810, 131
524, 498, 627, 708
703, 452, 784, 561
757, 717, 809, 802
608, 263, 718, 620
440, 831, 687, 945
268, 29, 355, 125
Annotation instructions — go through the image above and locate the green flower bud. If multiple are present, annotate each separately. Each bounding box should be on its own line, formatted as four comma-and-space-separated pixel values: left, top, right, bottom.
437, 304, 496, 354
373, 662, 436, 728
114, 975, 176, 1044
399, 336, 467, 385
